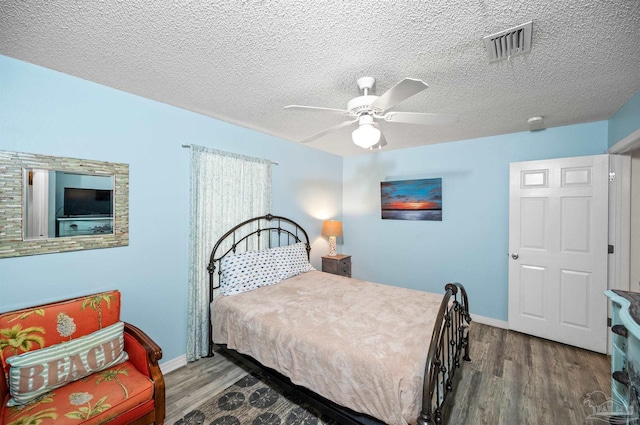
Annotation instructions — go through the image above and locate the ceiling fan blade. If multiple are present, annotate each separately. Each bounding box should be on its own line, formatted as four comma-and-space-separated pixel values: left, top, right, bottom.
285, 105, 350, 115
382, 111, 458, 126
371, 78, 429, 111
299, 119, 358, 143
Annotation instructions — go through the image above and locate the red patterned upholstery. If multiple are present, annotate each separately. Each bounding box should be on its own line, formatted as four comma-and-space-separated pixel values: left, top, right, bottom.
0, 291, 164, 425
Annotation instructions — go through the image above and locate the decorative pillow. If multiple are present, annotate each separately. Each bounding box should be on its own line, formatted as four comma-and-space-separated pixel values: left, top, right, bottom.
220, 249, 281, 296
6, 321, 128, 406
270, 242, 314, 280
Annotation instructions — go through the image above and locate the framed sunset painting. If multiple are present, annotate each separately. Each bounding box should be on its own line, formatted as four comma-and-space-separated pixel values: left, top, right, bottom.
380, 178, 442, 221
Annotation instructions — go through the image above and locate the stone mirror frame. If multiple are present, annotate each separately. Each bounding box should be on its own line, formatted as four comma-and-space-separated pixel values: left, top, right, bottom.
0, 151, 129, 258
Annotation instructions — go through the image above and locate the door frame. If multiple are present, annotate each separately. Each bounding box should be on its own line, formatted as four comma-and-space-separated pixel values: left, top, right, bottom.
608, 128, 640, 292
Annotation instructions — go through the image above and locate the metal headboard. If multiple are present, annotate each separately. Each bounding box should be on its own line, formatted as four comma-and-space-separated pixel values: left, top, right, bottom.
207, 214, 311, 354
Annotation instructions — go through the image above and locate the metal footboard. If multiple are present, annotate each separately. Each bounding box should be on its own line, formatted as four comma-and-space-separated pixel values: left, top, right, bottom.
418, 282, 472, 425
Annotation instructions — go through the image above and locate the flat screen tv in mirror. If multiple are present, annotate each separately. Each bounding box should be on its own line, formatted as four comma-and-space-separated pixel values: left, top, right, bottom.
64, 188, 113, 216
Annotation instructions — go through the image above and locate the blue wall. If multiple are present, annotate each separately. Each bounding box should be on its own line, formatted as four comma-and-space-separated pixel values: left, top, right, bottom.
0, 55, 343, 364
342, 123, 609, 322
608, 92, 640, 147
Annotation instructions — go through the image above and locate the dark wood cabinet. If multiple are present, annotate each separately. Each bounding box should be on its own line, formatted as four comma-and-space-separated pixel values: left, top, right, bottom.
321, 254, 351, 277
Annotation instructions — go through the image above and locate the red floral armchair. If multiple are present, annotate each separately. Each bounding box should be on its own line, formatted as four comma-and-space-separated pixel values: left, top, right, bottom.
0, 290, 165, 425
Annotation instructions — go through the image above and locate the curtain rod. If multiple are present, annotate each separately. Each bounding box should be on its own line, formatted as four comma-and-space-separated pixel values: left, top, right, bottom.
181, 144, 278, 165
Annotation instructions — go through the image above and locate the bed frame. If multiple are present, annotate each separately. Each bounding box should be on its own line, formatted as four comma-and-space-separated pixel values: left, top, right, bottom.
207, 214, 472, 425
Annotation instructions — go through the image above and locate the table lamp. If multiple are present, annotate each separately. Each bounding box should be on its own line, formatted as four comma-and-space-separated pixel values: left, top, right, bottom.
322, 220, 343, 256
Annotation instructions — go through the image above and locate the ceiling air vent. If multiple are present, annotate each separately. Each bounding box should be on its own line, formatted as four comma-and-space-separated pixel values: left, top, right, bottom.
483, 21, 533, 62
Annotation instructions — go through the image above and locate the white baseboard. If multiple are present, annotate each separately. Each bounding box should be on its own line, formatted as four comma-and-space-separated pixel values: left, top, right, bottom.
160, 354, 187, 374
471, 313, 509, 329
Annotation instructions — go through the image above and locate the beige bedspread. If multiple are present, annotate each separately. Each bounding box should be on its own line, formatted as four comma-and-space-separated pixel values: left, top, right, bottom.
211, 270, 445, 425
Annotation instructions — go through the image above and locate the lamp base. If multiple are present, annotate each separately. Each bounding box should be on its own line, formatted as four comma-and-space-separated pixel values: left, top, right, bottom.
328, 236, 337, 256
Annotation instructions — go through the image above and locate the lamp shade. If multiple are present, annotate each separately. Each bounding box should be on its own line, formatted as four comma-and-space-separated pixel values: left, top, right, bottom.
322, 220, 343, 237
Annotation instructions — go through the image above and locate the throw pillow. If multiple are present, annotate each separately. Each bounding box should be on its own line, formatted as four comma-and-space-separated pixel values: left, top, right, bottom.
6, 321, 128, 406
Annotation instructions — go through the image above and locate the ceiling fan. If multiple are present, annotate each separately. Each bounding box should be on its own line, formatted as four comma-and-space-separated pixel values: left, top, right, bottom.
285, 77, 458, 150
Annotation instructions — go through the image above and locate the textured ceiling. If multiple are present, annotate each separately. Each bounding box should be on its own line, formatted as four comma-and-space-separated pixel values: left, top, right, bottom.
1, 1, 639, 156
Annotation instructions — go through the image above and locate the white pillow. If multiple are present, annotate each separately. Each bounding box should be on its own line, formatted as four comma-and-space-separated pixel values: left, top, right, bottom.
270, 242, 314, 280
220, 249, 281, 296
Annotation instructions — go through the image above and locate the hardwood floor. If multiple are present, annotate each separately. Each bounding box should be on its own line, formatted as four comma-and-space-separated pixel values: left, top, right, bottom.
444, 323, 610, 425
164, 323, 611, 425
164, 349, 251, 424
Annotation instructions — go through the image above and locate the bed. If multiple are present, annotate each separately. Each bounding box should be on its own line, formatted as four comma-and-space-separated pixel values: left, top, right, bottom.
206, 214, 471, 425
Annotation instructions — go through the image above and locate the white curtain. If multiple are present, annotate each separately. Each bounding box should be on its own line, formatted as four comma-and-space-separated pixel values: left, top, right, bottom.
187, 144, 272, 362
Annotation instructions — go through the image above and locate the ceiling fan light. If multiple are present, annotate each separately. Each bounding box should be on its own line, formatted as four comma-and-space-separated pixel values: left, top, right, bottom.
352, 124, 381, 148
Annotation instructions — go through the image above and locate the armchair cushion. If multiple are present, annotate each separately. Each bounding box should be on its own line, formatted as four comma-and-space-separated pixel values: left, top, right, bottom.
1, 360, 153, 425
6, 322, 128, 406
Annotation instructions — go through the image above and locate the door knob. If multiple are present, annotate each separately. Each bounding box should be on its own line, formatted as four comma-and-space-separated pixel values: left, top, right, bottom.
511, 253, 519, 260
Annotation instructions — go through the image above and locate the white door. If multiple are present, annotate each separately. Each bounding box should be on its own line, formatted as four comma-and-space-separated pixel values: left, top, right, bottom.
508, 154, 609, 353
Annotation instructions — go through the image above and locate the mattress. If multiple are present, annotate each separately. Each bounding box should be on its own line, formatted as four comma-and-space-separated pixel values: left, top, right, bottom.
211, 270, 445, 425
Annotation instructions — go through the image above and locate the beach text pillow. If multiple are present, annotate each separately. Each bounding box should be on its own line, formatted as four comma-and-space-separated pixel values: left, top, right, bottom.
6, 321, 128, 406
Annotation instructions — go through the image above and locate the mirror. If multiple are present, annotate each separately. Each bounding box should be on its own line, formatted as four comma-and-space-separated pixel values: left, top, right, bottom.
23, 170, 114, 240
0, 151, 129, 258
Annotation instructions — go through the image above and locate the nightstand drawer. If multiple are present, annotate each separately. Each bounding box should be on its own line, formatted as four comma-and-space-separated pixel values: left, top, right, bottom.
337, 259, 351, 276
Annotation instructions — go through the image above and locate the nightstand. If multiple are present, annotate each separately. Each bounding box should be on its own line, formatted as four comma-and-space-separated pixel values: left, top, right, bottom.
322, 254, 351, 277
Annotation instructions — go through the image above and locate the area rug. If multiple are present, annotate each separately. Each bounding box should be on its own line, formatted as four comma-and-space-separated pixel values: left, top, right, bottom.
174, 373, 338, 425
